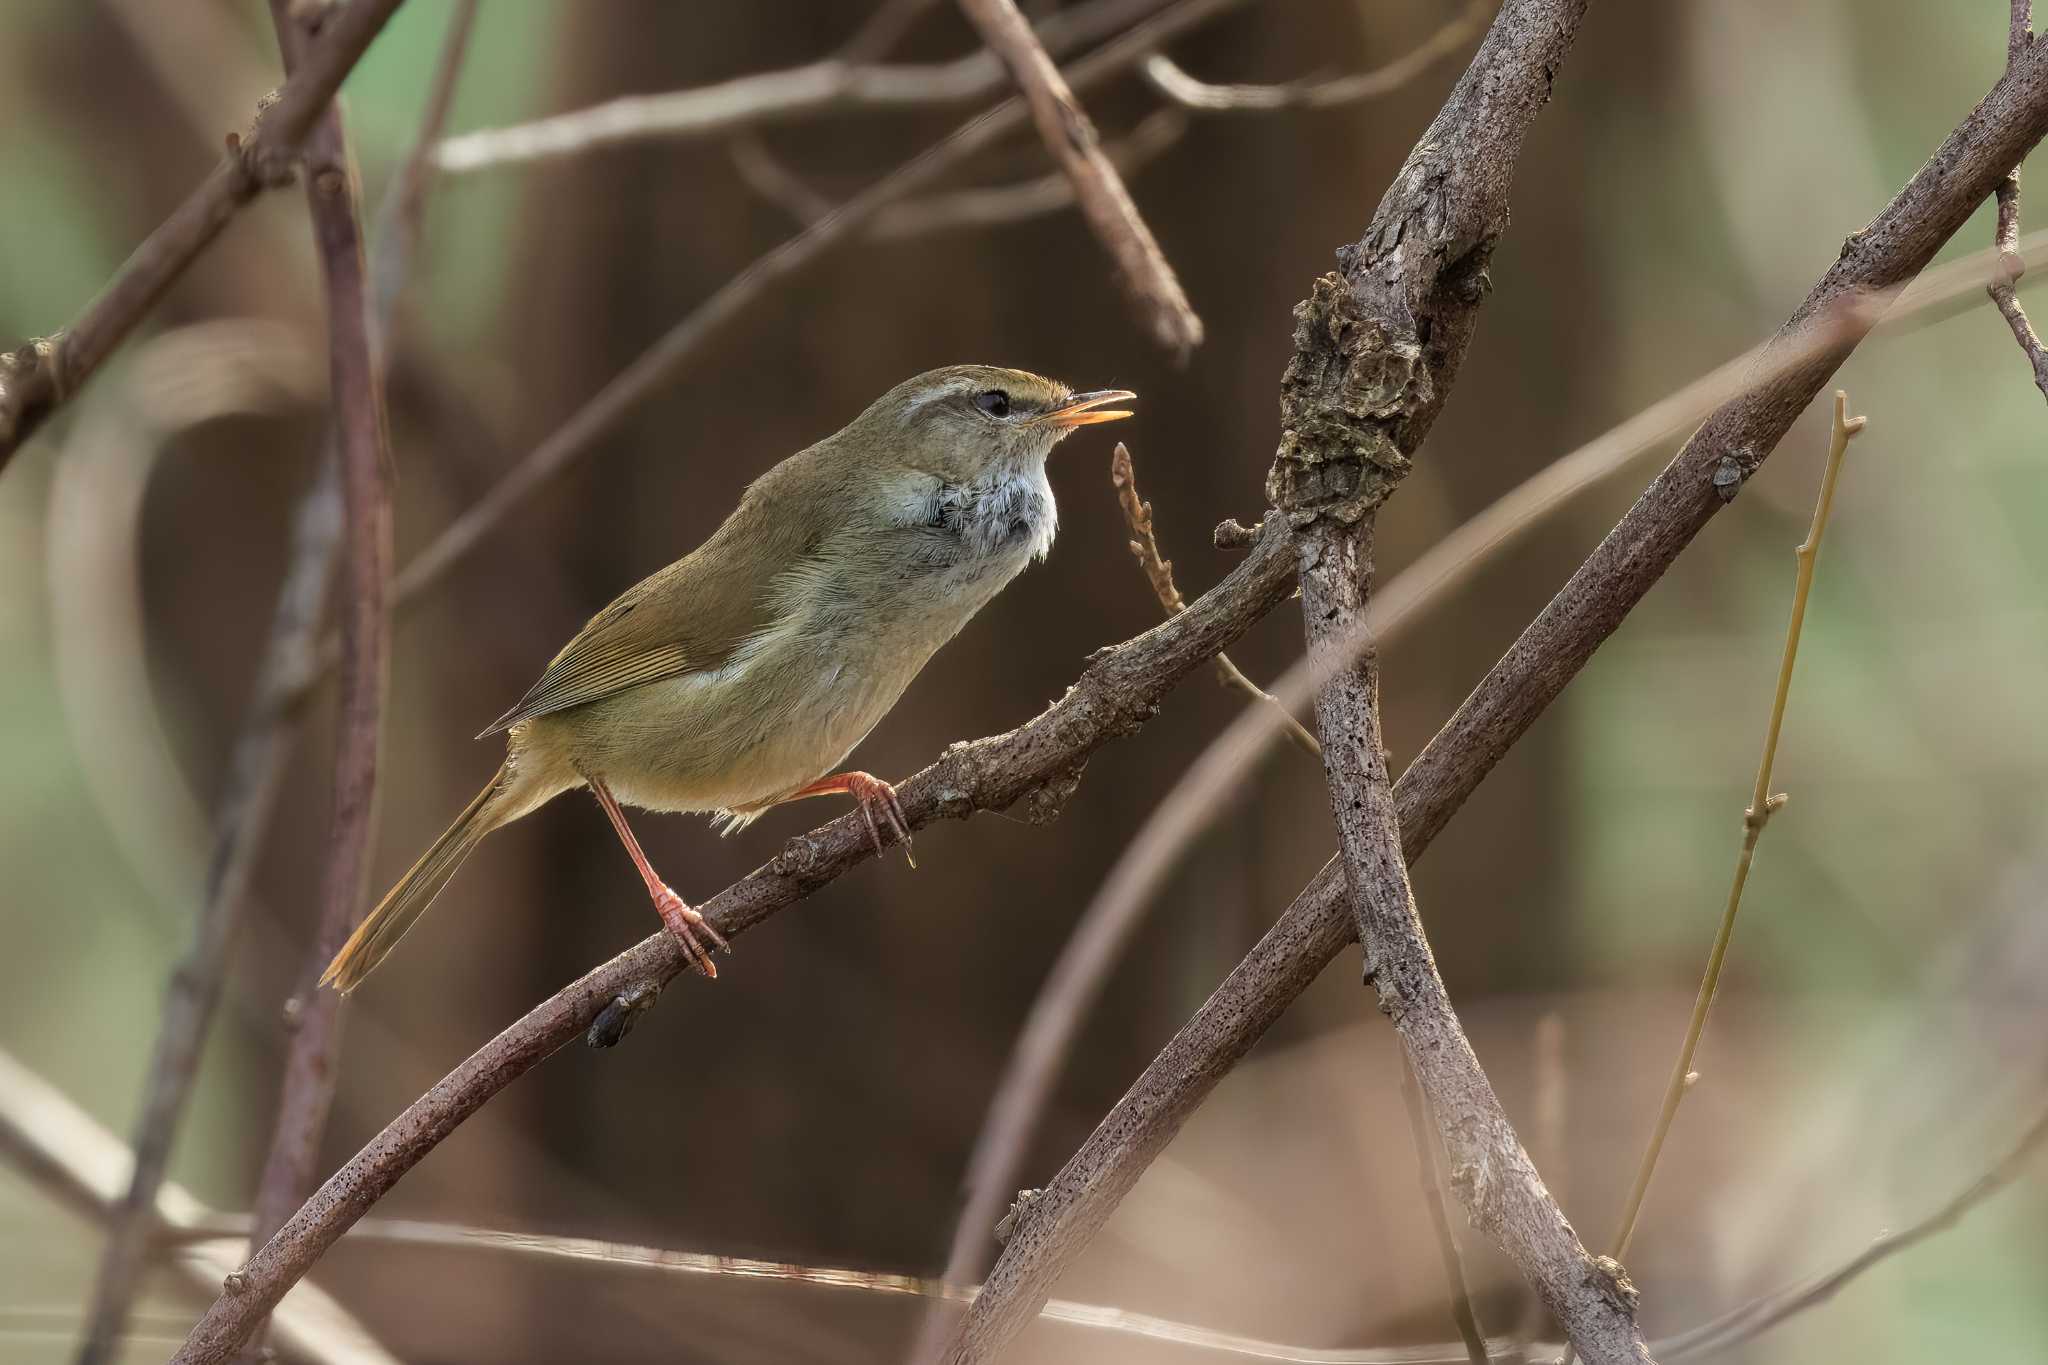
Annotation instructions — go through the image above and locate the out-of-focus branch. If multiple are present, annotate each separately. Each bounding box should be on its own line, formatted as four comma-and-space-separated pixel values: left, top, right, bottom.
368, 0, 479, 348
380, 0, 1247, 619
0, 1049, 397, 1365
241, 11, 397, 1358
165, 518, 1301, 1365
431, 0, 1170, 173
1990, 1, 2048, 401
955, 0, 1202, 355
1112, 441, 1318, 753
731, 109, 1190, 241
64, 326, 331, 1365
77, 10, 480, 1360
932, 11, 2048, 1363
1661, 1097, 2048, 1361
1141, 0, 1490, 111
0, 0, 406, 472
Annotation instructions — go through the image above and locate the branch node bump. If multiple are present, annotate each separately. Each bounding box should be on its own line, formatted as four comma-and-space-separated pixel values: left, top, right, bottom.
993, 1187, 1042, 1245
1012, 762, 1088, 825
1589, 1256, 1641, 1312
1213, 516, 1260, 549
586, 981, 663, 1049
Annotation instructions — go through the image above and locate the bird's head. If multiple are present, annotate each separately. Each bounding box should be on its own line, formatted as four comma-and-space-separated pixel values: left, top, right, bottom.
851, 364, 1134, 484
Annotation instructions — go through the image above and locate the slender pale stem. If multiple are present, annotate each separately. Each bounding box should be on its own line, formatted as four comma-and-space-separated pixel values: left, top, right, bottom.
1606, 391, 1867, 1265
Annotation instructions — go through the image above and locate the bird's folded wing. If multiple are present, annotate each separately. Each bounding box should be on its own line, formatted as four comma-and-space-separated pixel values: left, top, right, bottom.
478, 456, 825, 738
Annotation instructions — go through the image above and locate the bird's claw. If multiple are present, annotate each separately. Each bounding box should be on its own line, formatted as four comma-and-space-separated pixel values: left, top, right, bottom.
654, 886, 727, 977
846, 773, 914, 867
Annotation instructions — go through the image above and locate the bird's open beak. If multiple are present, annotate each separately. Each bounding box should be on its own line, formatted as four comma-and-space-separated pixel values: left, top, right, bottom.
1037, 389, 1136, 428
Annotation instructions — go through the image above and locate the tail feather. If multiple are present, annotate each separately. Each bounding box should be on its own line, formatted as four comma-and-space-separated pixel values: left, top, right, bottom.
321, 767, 506, 993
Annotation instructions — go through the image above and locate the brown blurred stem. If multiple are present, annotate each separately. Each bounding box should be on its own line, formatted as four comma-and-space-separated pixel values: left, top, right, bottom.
954, 0, 1202, 355
237, 5, 400, 1357
0, 0, 406, 474
76, 11, 480, 1360
937, 7, 2048, 1363
1398, 1059, 1489, 1365
1140, 0, 1490, 111
1991, 1, 2048, 402
1112, 440, 1318, 754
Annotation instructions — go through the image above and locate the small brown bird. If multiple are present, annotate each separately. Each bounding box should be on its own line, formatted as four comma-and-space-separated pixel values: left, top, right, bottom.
322, 365, 1133, 992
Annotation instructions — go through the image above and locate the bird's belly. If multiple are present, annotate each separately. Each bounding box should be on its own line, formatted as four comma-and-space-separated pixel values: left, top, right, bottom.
544, 648, 910, 816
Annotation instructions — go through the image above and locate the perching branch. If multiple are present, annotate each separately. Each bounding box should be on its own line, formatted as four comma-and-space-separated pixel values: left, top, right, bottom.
0, 0, 407, 473
1989, 1, 2048, 401
166, 517, 1301, 1365
954, 0, 1203, 355
429, 0, 1169, 172
1140, 0, 1490, 111
926, 16, 2048, 1363
241, 10, 397, 1354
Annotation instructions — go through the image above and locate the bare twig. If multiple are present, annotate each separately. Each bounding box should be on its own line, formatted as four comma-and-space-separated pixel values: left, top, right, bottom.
732, 109, 1191, 240
76, 13, 477, 1362
383, 0, 1249, 617
1398, 1059, 1491, 1365
166, 517, 1300, 1365
0, 1049, 397, 1365
0, 0, 406, 471
431, 0, 1171, 172
955, 0, 1202, 355
1660, 1097, 2048, 1361
1603, 393, 1866, 1268
242, 17, 397, 1360
930, 16, 2048, 1364
1990, 1, 2048, 400
1113, 441, 1318, 753
1141, 0, 1490, 111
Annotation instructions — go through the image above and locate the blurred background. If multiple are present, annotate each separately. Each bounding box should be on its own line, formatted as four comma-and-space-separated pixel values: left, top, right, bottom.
4, 1, 2048, 1361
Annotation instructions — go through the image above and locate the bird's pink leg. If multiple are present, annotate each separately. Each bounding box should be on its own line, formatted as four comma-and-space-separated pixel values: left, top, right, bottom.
586, 774, 729, 976
783, 770, 914, 865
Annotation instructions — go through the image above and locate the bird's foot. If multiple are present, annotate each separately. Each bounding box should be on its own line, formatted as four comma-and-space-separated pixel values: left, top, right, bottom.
653, 885, 728, 978
843, 772, 914, 867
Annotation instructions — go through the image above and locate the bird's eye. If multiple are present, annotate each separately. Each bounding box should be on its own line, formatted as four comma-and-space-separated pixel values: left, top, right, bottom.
973, 389, 1011, 418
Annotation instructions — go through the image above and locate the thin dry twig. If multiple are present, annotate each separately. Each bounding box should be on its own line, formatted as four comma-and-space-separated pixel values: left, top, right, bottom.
0, 1049, 397, 1365
1990, 1, 2048, 401
378, 0, 1249, 620
76, 13, 478, 1361
1113, 441, 1319, 753
1603, 393, 1866, 1269
933, 18, 2048, 1364
955, 0, 1202, 355
1141, 0, 1490, 111
430, 0, 1169, 173
0, 0, 407, 472
241, 10, 397, 1348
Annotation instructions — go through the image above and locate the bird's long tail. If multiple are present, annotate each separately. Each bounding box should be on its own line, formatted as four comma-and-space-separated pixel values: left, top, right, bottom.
321, 764, 508, 993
